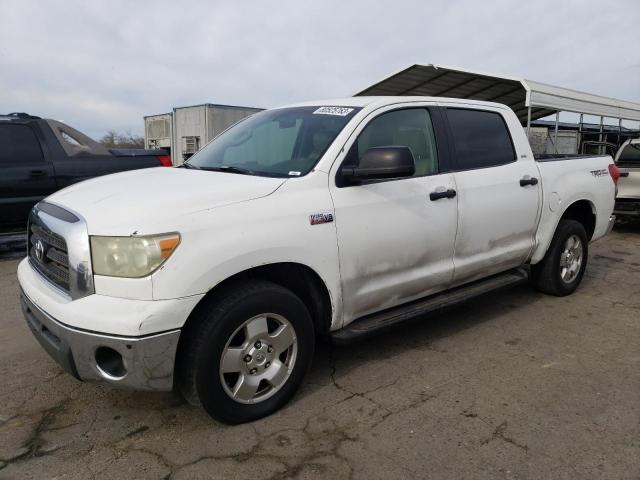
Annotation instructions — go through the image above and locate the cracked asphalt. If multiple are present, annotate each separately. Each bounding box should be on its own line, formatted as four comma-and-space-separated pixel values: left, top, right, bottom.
1, 225, 639, 479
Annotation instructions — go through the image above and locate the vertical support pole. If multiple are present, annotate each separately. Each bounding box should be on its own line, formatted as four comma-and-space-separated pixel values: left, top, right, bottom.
577, 113, 583, 154
599, 116, 604, 155
618, 118, 622, 150
526, 106, 531, 140
554, 111, 559, 154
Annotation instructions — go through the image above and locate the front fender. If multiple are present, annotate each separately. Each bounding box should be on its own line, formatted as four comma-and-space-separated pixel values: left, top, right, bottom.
150, 172, 343, 326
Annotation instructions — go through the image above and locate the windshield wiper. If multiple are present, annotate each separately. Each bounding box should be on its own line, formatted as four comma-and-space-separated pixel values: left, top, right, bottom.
199, 165, 255, 175
180, 162, 200, 169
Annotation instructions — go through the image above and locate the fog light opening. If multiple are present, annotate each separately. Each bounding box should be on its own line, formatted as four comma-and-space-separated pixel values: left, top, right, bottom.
95, 346, 127, 379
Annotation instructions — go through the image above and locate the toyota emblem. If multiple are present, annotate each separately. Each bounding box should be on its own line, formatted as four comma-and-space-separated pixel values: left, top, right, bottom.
35, 239, 45, 262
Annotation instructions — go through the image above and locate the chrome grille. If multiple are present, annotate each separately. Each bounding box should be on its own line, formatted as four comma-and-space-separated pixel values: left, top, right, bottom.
28, 202, 94, 300
31, 224, 67, 250
29, 223, 70, 293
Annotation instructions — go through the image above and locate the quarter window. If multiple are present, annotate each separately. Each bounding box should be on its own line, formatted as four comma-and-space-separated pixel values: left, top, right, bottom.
349, 108, 439, 177
0, 124, 44, 164
446, 109, 515, 169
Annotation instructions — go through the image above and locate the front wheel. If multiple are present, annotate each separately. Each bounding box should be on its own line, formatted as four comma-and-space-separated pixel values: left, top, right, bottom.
531, 219, 588, 296
176, 281, 315, 423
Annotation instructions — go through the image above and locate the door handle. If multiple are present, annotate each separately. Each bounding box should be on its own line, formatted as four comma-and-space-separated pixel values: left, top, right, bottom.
430, 188, 457, 201
30, 170, 47, 178
519, 176, 539, 187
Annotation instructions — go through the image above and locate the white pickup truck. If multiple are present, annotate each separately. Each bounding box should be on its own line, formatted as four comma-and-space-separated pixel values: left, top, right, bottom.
614, 138, 640, 217
18, 97, 618, 423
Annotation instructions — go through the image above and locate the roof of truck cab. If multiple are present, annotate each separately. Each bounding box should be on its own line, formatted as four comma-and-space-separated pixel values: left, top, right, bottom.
280, 96, 511, 110
355, 64, 640, 123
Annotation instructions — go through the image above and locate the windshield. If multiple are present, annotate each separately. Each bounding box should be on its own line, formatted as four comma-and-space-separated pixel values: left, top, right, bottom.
186, 106, 361, 177
617, 142, 640, 167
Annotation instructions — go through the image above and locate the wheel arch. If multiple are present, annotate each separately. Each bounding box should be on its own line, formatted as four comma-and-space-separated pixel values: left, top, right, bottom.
531, 198, 597, 265
559, 199, 596, 240
180, 262, 334, 340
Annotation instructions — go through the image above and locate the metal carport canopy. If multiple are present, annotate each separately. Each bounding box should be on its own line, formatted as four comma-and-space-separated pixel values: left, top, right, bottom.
355, 64, 640, 124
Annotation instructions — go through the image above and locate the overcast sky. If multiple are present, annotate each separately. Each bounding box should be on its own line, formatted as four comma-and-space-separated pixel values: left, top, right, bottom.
1, 0, 639, 139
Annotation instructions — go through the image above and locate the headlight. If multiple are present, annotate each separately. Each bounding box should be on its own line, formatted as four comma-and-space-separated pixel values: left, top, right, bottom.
90, 233, 180, 278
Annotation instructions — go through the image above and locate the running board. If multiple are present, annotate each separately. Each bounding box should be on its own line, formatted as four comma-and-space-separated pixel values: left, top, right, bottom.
331, 268, 529, 345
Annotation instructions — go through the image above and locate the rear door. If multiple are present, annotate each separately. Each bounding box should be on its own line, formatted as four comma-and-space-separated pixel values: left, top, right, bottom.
442, 105, 541, 285
0, 123, 56, 229
330, 104, 458, 324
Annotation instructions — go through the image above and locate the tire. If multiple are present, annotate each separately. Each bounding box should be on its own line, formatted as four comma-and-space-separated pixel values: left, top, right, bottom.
176, 280, 315, 424
531, 219, 588, 296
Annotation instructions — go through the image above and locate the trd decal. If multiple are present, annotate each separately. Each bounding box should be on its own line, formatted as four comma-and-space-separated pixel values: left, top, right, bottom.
309, 213, 334, 225
590, 169, 608, 177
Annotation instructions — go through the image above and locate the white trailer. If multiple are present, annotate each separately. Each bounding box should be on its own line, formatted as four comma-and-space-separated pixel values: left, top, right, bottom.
172, 104, 262, 165
144, 113, 173, 152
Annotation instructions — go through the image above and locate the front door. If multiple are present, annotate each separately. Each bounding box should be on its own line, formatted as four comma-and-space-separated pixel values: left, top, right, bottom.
330, 106, 459, 325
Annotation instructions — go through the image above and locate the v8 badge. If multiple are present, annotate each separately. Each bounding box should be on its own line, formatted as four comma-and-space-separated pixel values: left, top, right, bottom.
309, 213, 334, 225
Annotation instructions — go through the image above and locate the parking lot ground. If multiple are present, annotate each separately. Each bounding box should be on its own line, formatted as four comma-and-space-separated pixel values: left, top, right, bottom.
0, 233, 26, 261
1, 225, 639, 479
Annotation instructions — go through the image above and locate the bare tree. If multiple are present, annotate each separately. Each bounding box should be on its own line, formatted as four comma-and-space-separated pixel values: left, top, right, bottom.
100, 130, 144, 148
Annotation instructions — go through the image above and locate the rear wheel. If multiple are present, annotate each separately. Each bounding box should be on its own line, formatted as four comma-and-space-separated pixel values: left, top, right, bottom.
531, 219, 588, 296
176, 281, 315, 423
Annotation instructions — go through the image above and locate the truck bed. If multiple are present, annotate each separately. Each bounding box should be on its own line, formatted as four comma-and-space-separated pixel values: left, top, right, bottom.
535, 154, 607, 162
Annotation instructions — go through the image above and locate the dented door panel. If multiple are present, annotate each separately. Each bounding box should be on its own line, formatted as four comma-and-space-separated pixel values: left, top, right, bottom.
332, 174, 458, 325
451, 161, 541, 285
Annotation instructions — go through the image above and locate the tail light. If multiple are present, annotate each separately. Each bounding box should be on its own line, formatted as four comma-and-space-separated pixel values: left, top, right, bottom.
157, 155, 172, 167
608, 163, 620, 185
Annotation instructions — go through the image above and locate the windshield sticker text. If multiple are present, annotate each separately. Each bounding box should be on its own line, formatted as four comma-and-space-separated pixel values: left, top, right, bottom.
313, 107, 354, 116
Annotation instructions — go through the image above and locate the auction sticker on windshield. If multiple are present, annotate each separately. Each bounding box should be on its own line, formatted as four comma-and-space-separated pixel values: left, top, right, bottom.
313, 106, 354, 116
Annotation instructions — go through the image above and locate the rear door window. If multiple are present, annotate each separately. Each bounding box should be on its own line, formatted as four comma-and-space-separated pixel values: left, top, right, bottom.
446, 108, 515, 170
0, 124, 44, 164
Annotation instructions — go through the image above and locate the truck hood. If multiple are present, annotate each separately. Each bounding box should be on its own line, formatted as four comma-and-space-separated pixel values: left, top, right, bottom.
46, 167, 286, 234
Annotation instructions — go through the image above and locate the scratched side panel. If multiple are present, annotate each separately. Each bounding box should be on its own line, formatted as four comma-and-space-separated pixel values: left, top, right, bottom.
330, 174, 458, 327
451, 160, 541, 286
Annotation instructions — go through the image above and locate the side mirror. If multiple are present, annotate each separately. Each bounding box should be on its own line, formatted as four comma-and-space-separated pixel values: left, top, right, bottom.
341, 146, 415, 182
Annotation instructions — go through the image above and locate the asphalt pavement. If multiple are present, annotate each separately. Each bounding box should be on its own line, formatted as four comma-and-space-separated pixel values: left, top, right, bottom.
1, 225, 639, 479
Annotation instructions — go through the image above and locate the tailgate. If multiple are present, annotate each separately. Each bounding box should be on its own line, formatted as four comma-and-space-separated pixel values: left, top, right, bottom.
617, 167, 640, 199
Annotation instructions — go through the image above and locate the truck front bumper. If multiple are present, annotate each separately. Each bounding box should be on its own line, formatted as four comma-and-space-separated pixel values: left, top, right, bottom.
20, 288, 180, 391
